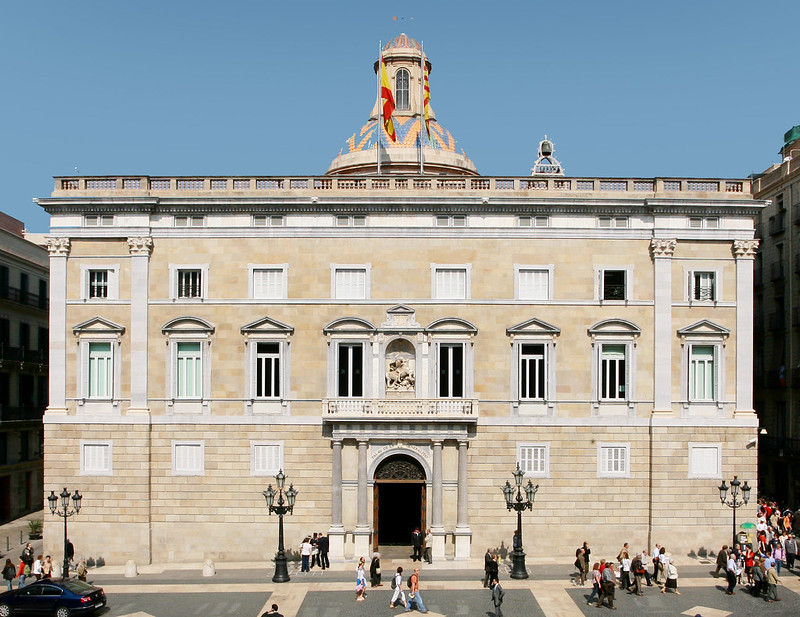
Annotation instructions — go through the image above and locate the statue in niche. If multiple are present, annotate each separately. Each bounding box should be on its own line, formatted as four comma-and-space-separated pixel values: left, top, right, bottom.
385, 339, 416, 393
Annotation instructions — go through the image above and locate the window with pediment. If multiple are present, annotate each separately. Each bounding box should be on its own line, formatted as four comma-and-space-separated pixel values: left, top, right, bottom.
162, 317, 214, 409
241, 317, 293, 411
425, 318, 476, 399
678, 320, 728, 413
73, 317, 125, 407
324, 317, 376, 399
588, 319, 640, 410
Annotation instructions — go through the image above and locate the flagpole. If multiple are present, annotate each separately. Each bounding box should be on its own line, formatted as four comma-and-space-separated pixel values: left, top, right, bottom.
419, 41, 424, 176
377, 41, 382, 175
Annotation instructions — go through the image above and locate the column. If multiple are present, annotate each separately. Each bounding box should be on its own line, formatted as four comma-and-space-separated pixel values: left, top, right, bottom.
46, 238, 70, 413
651, 239, 676, 412
734, 240, 759, 414
431, 440, 445, 560
454, 440, 471, 559
353, 439, 371, 558
328, 439, 346, 560
127, 237, 152, 413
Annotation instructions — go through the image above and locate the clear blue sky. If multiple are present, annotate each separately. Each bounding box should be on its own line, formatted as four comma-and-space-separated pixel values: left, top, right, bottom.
1, 0, 797, 232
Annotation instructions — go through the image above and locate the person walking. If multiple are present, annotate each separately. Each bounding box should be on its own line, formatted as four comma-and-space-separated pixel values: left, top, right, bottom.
317, 532, 330, 570
31, 556, 42, 581
76, 559, 88, 582
785, 534, 797, 570
661, 557, 680, 594
424, 529, 433, 564
390, 567, 407, 609
751, 557, 766, 597
411, 528, 423, 562
299, 537, 312, 573
20, 544, 34, 572
619, 551, 631, 591
765, 562, 781, 603
725, 550, 739, 595
260, 603, 284, 617
41, 556, 53, 580
586, 562, 602, 605
714, 545, 728, 577
2, 560, 16, 590
574, 546, 587, 586
596, 562, 616, 609
629, 553, 645, 595
15, 560, 26, 588
355, 557, 367, 601
370, 552, 382, 587
309, 533, 319, 570
483, 548, 494, 587
405, 567, 427, 613
491, 577, 505, 617
651, 544, 661, 584
487, 554, 499, 588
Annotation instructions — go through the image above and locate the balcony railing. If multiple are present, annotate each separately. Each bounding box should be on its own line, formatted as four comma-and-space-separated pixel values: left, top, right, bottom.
0, 287, 47, 310
0, 346, 48, 366
760, 436, 800, 459
324, 398, 477, 419
0, 406, 45, 422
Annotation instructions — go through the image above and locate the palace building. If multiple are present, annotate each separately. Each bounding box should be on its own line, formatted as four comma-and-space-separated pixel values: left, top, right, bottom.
38, 34, 763, 565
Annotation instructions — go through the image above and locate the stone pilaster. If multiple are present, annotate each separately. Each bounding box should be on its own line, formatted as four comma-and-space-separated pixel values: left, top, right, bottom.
651, 239, 676, 413
328, 439, 345, 560
46, 238, 70, 413
454, 440, 471, 559
733, 240, 759, 415
354, 440, 371, 558
431, 440, 445, 560
127, 237, 152, 413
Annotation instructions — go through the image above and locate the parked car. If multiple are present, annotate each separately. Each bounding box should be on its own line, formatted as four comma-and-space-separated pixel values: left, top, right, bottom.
0, 579, 107, 616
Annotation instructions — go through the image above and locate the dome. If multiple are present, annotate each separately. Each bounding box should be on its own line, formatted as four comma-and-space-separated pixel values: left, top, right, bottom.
384, 33, 422, 51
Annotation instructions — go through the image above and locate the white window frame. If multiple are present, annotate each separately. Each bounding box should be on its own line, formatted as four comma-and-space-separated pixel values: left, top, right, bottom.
686, 267, 721, 303
80, 440, 113, 476
595, 266, 633, 302
335, 215, 366, 227
518, 443, 550, 478
688, 217, 719, 229
431, 264, 471, 300
81, 264, 120, 301
172, 441, 205, 476
250, 340, 283, 400
251, 442, 284, 476
174, 341, 204, 400
688, 344, 717, 402
515, 265, 553, 301
688, 443, 722, 479
678, 322, 728, 415
78, 338, 120, 403
517, 341, 549, 401
169, 264, 209, 301
174, 215, 205, 227
331, 264, 370, 300
249, 264, 288, 300
436, 341, 468, 398
598, 216, 629, 228
336, 340, 366, 397
86, 341, 114, 399
253, 215, 285, 227
597, 443, 630, 478
85, 215, 113, 227
436, 215, 467, 227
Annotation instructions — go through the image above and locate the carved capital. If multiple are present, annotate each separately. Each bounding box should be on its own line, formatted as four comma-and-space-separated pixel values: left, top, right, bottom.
650, 238, 676, 259
733, 239, 759, 259
46, 237, 70, 256
127, 236, 153, 256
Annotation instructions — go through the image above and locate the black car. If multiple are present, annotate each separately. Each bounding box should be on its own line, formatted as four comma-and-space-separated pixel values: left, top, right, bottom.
0, 579, 107, 617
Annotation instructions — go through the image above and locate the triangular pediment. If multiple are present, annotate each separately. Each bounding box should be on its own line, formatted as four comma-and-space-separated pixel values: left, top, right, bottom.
241, 316, 294, 335
381, 305, 421, 330
161, 316, 215, 334
506, 317, 561, 336
677, 319, 730, 338
72, 316, 125, 335
323, 317, 376, 334
587, 318, 641, 337
425, 317, 478, 335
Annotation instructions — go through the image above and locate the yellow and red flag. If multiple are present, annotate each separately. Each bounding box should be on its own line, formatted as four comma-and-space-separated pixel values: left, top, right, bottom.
379, 53, 397, 142
423, 63, 432, 141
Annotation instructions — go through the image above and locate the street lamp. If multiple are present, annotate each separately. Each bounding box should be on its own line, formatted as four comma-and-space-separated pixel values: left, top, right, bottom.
718, 475, 751, 547
262, 469, 297, 583
47, 488, 81, 579
501, 463, 538, 579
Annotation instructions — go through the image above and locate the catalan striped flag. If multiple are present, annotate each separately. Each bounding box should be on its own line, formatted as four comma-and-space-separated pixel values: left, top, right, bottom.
423, 62, 432, 141
380, 52, 397, 142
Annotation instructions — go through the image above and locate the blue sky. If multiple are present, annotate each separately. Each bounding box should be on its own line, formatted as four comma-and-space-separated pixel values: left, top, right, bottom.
1, 0, 797, 232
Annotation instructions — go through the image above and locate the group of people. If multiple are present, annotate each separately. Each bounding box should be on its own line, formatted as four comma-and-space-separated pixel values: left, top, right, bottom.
410, 528, 433, 564
715, 543, 782, 602
1, 544, 56, 589
575, 541, 681, 609
297, 532, 330, 573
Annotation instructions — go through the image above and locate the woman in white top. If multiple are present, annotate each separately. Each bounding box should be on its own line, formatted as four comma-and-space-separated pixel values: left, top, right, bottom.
389, 566, 406, 609
299, 538, 312, 573
355, 557, 367, 601
31, 556, 42, 581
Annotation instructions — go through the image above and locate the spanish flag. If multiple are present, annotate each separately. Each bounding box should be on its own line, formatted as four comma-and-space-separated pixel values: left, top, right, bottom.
380, 53, 397, 142
423, 63, 432, 141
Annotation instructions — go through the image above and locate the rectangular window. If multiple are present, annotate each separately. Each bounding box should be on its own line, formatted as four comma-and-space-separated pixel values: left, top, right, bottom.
177, 269, 203, 299
87, 342, 112, 399
175, 215, 205, 227
692, 272, 715, 301
688, 443, 721, 478
600, 344, 626, 400
518, 443, 549, 476
176, 342, 202, 398
519, 343, 546, 400
253, 214, 285, 226
252, 443, 283, 476
334, 268, 367, 299
602, 270, 626, 300
88, 270, 109, 299
689, 345, 715, 401
518, 268, 550, 301
438, 343, 464, 398
173, 442, 204, 475
337, 343, 363, 397
434, 268, 467, 299
252, 268, 286, 299
598, 216, 628, 228
81, 442, 112, 475
255, 342, 281, 398
85, 215, 114, 226
598, 444, 629, 477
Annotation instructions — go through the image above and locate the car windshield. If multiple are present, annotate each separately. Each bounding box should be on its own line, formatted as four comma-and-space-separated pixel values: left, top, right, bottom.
64, 580, 95, 593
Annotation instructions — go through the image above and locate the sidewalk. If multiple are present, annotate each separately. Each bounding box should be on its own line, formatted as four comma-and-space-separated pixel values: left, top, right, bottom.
0, 510, 43, 564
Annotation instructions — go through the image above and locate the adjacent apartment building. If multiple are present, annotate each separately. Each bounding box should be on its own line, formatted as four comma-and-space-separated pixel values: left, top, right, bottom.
753, 125, 800, 504
0, 212, 47, 522
37, 35, 764, 565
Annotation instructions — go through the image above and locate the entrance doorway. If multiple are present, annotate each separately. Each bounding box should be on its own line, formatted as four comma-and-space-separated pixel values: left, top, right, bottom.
372, 454, 426, 552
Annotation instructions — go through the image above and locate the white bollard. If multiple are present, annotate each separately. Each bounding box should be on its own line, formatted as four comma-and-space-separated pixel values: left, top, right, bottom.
124, 560, 138, 578
202, 559, 216, 577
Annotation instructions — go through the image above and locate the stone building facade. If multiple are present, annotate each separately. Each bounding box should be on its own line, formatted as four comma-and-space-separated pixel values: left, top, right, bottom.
37, 35, 763, 565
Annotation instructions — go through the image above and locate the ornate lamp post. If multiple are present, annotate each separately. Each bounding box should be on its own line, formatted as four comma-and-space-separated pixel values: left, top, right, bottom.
501, 463, 538, 579
718, 475, 751, 547
47, 488, 81, 579
262, 469, 298, 583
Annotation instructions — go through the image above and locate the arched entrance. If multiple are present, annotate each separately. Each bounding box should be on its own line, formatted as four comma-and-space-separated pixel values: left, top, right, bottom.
372, 454, 426, 552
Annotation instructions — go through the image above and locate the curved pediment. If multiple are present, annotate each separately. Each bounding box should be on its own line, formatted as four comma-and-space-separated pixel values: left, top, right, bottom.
587, 318, 641, 337
241, 316, 294, 335
323, 317, 376, 334
73, 316, 126, 336
161, 316, 215, 335
506, 317, 561, 337
425, 317, 478, 335
677, 319, 730, 340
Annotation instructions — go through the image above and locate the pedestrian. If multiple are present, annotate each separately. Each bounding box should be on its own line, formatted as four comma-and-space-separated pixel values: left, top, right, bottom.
661, 557, 680, 594
785, 534, 797, 570
390, 566, 407, 609
2, 559, 16, 590
370, 552, 382, 587
309, 533, 319, 569
629, 553, 645, 595
424, 528, 433, 564
65, 538, 74, 566
586, 562, 602, 605
483, 548, 493, 587
491, 577, 505, 617
651, 544, 661, 584
772, 540, 784, 574
751, 557, 765, 597
764, 562, 781, 602
317, 532, 330, 570
411, 528, 423, 562
76, 559, 88, 582
355, 557, 367, 601
640, 548, 653, 586
574, 546, 587, 586
487, 554, 499, 588
261, 603, 284, 617
619, 551, 631, 590
512, 530, 521, 552
299, 537, 312, 573
20, 543, 34, 571
41, 556, 53, 580
658, 546, 667, 583
405, 567, 427, 613
15, 560, 26, 588
714, 545, 728, 577
582, 541, 591, 573
596, 562, 616, 609
725, 550, 738, 595
32, 556, 42, 581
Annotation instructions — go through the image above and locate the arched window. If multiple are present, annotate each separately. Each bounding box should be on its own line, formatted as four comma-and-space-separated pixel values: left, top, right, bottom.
395, 68, 410, 111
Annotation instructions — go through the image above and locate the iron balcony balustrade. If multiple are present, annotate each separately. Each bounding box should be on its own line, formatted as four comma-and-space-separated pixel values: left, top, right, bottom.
323, 398, 478, 421
0, 345, 48, 368
0, 286, 47, 311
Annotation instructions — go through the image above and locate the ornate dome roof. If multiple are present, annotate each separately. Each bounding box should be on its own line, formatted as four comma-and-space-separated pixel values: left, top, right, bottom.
384, 33, 422, 51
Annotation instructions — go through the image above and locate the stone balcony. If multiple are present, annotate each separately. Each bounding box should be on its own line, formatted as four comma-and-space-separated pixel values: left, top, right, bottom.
323, 398, 478, 422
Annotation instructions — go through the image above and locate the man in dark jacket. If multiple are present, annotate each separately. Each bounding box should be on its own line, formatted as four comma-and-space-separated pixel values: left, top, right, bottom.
483, 549, 494, 587
596, 562, 616, 609
714, 545, 728, 577
317, 532, 329, 570
491, 578, 505, 617
411, 528, 423, 562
